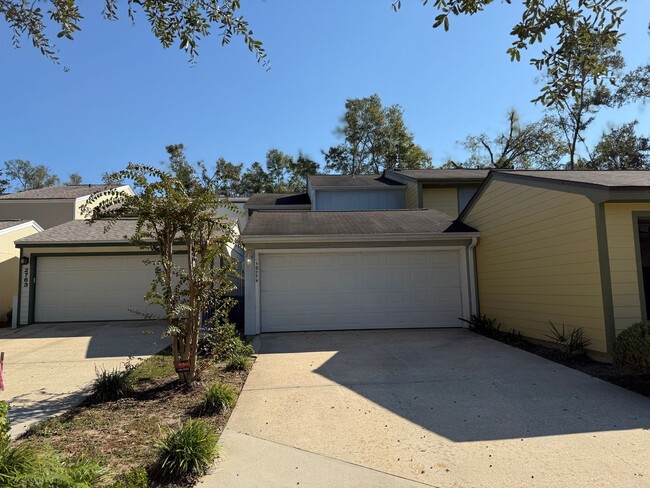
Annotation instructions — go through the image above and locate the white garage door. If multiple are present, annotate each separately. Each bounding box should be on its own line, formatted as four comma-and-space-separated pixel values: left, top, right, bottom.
260, 250, 465, 332
35, 255, 173, 322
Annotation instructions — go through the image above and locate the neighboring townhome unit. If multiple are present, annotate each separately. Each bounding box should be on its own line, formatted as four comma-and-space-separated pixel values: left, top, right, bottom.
459, 170, 650, 357
0, 220, 42, 324
0, 184, 134, 229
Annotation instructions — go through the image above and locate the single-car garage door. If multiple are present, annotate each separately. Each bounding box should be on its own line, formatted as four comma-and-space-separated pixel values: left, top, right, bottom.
259, 249, 466, 332
34, 254, 173, 322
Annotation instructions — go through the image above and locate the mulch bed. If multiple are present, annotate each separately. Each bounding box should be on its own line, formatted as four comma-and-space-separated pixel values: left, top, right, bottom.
16, 352, 250, 486
487, 333, 650, 398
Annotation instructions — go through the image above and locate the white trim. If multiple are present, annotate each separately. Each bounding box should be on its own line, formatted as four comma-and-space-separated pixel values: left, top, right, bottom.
0, 220, 43, 237
243, 232, 479, 245
255, 246, 472, 333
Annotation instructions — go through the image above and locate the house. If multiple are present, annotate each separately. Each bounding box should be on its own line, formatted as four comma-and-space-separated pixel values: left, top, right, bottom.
458, 170, 650, 357
0, 220, 42, 323
0, 184, 134, 229
386, 169, 489, 217
13, 218, 243, 325
241, 168, 650, 358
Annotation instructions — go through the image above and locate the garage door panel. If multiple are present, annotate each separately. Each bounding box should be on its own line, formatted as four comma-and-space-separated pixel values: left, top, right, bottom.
34, 255, 184, 323
260, 250, 464, 332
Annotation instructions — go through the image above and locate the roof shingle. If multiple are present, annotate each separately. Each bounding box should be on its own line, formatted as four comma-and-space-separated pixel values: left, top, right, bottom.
0, 184, 118, 200
16, 219, 136, 245
245, 193, 311, 207
242, 209, 476, 237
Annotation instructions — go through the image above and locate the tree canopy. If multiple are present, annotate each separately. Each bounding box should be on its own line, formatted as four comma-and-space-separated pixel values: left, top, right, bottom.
84, 153, 239, 383
3, 159, 60, 191
323, 94, 431, 175
1, 0, 267, 66
453, 110, 566, 169
589, 121, 650, 170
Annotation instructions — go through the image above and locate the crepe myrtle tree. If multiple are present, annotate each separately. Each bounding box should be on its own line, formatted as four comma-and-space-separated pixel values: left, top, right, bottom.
83, 163, 239, 383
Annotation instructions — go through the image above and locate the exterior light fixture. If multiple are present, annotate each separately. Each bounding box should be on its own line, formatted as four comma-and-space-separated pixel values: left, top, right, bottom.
20, 257, 29, 265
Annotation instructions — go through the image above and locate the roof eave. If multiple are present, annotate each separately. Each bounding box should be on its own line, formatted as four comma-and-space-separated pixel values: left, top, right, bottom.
242, 232, 480, 244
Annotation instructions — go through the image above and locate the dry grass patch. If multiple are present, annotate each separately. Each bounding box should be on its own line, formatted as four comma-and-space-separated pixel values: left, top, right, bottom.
17, 348, 250, 485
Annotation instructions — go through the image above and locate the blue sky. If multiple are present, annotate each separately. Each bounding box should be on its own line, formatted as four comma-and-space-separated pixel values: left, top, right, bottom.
1, 1, 649, 184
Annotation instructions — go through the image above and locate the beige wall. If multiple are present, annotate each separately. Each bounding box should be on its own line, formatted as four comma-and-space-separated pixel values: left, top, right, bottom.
423, 188, 459, 217
604, 203, 650, 335
0, 226, 40, 321
0, 201, 73, 229
463, 180, 607, 353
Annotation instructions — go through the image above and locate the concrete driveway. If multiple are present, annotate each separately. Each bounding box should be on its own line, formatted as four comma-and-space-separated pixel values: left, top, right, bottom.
0, 321, 168, 437
204, 329, 650, 488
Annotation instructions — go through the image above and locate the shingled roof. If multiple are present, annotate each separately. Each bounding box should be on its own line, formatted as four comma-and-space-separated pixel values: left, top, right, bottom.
386, 169, 490, 182
499, 170, 650, 189
0, 184, 118, 200
15, 219, 136, 246
245, 193, 311, 207
308, 174, 405, 189
242, 209, 476, 238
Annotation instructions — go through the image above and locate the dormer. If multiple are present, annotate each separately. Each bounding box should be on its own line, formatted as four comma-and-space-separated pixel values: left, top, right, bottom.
307, 174, 406, 211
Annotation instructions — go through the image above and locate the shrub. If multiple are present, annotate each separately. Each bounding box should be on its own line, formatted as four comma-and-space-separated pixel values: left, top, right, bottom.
200, 383, 238, 415
459, 314, 502, 338
226, 354, 253, 372
153, 420, 218, 482
0, 442, 39, 485
544, 321, 592, 361
110, 467, 148, 488
200, 323, 254, 361
0, 401, 9, 440
90, 366, 134, 403
613, 322, 650, 372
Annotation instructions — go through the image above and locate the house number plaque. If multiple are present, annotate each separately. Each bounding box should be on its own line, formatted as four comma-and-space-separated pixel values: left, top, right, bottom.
22, 266, 29, 288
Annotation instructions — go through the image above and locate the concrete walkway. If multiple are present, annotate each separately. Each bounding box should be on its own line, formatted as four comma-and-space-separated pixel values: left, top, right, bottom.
0, 321, 168, 437
202, 329, 650, 488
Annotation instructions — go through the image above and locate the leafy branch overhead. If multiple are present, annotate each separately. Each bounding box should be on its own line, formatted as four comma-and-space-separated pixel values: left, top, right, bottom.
0, 0, 268, 66
394, 0, 629, 105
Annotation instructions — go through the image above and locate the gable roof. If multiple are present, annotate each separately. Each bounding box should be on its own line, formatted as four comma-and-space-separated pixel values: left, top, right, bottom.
0, 219, 43, 234
458, 170, 650, 222
308, 174, 405, 190
498, 170, 650, 189
386, 169, 489, 184
15, 219, 136, 247
245, 192, 311, 207
0, 184, 118, 200
242, 209, 477, 243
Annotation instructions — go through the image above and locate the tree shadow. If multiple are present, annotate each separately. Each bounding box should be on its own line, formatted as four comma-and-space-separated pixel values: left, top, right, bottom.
257, 329, 650, 442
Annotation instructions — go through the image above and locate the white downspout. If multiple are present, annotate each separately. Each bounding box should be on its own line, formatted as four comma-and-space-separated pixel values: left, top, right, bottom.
468, 237, 478, 317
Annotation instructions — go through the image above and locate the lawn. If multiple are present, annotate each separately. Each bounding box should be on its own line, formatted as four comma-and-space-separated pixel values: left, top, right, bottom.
14, 348, 250, 486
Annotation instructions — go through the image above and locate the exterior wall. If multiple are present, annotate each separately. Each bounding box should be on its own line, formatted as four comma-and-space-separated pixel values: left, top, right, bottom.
463, 180, 608, 353
423, 188, 459, 217
604, 203, 650, 335
405, 182, 419, 209
0, 201, 73, 229
0, 226, 39, 321
314, 190, 405, 211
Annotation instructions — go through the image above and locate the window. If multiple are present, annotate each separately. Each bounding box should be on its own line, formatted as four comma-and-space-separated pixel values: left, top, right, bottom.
458, 188, 477, 212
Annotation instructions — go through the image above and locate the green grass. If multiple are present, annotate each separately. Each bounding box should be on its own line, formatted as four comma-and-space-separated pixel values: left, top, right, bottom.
127, 348, 175, 382
200, 383, 238, 415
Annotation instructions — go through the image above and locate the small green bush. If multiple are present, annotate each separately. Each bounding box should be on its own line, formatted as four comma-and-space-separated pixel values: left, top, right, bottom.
153, 420, 218, 482
0, 401, 10, 439
110, 467, 148, 488
226, 354, 253, 372
613, 322, 650, 372
91, 366, 134, 403
200, 323, 254, 361
459, 314, 502, 338
201, 383, 238, 415
544, 321, 592, 361
0, 442, 39, 485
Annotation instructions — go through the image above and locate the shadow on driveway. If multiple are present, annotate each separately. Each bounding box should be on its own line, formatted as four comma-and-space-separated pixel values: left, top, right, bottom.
256, 329, 650, 442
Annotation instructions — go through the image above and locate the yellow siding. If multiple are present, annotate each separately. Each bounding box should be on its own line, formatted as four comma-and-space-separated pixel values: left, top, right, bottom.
0, 226, 39, 320
405, 182, 419, 209
464, 180, 607, 353
604, 203, 650, 335
423, 188, 458, 217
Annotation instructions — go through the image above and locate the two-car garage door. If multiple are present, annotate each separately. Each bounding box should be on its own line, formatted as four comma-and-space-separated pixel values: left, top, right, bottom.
259, 249, 466, 332
34, 255, 169, 323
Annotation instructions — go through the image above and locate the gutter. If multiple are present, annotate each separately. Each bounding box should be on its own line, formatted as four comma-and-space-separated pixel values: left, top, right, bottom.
242, 232, 480, 245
